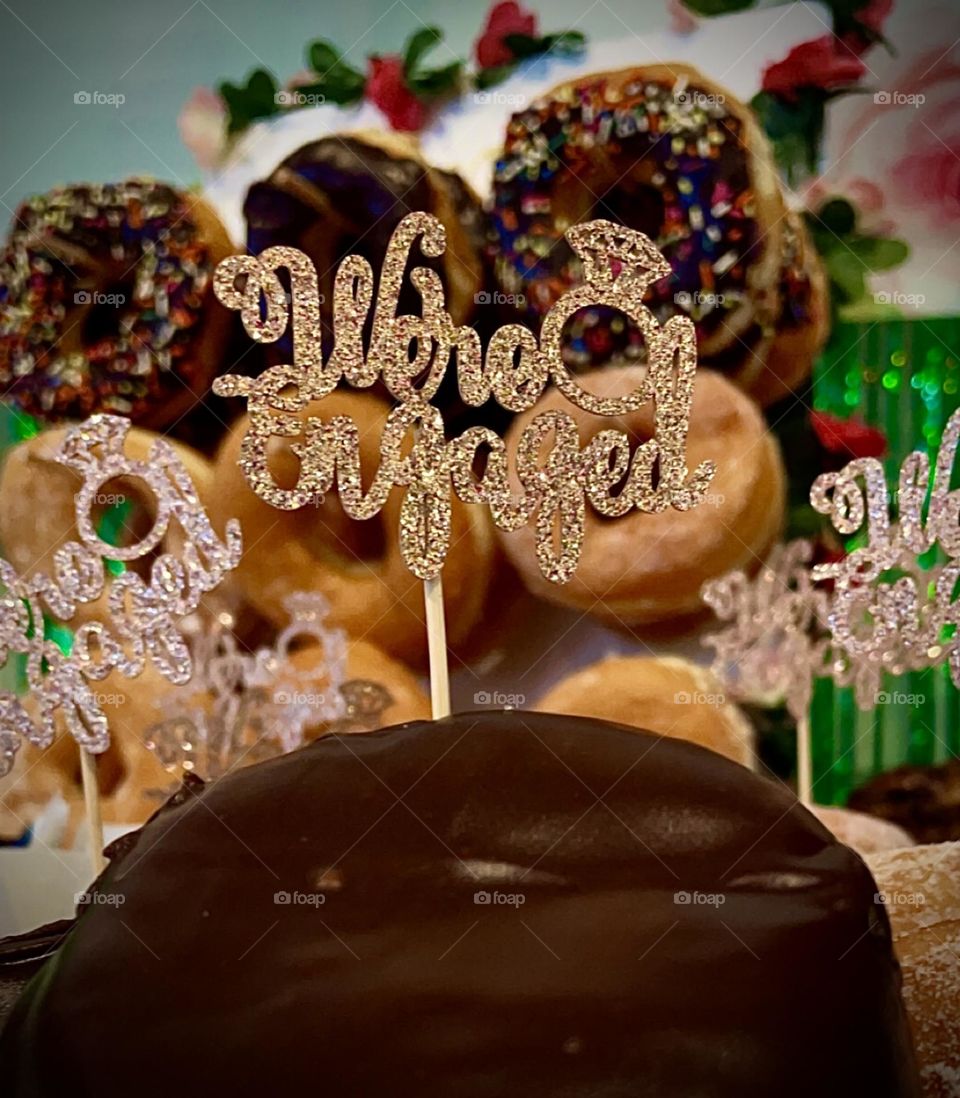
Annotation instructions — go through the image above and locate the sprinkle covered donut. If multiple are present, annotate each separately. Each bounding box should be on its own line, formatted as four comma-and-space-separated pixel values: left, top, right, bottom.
0, 179, 233, 426
489, 65, 824, 401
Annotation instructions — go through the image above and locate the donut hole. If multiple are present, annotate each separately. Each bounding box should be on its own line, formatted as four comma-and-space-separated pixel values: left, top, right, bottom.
593, 181, 666, 245
79, 278, 135, 345
89, 476, 162, 578
560, 305, 646, 370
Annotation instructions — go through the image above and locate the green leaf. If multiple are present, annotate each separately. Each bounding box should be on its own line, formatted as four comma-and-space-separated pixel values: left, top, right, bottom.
821, 0, 893, 52
308, 39, 344, 74
823, 250, 868, 304
403, 26, 442, 76
218, 68, 281, 134
503, 33, 543, 60
682, 0, 755, 14
750, 89, 825, 183
475, 63, 515, 90
815, 197, 857, 238
849, 236, 910, 271
303, 39, 365, 105
408, 60, 462, 96
542, 30, 586, 56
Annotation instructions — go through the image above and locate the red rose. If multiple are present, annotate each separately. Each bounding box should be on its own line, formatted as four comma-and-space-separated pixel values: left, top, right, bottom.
762, 36, 867, 100
366, 55, 425, 132
810, 411, 888, 459
475, 1, 538, 70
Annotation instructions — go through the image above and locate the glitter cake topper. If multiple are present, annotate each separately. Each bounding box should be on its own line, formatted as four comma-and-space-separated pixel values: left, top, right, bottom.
702, 539, 832, 721
145, 593, 394, 779
0, 414, 242, 775
212, 212, 716, 584
703, 408, 960, 717
809, 408, 960, 707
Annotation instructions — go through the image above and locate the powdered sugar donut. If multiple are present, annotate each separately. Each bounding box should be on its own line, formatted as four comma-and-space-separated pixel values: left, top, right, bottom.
867, 843, 960, 1097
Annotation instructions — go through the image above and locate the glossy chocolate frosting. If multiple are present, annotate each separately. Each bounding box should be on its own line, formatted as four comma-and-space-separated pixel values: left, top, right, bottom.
0, 712, 919, 1096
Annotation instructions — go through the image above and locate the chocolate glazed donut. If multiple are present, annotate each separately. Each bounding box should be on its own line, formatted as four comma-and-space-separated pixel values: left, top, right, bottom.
489, 65, 828, 404
0, 180, 234, 428
244, 131, 488, 361
0, 712, 920, 1096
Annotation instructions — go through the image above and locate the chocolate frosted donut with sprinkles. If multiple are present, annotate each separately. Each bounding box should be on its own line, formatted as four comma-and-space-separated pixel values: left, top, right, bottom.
489, 65, 827, 404
0, 179, 234, 427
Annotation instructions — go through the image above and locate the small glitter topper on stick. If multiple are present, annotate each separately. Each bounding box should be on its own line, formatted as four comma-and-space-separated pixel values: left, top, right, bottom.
0, 415, 242, 865
212, 212, 717, 716
703, 406, 960, 803
810, 406, 960, 707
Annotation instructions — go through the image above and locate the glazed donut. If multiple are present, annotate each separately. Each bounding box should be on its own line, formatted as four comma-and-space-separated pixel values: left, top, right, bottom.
867, 842, 960, 1097
128, 639, 430, 757
0, 179, 234, 427
499, 365, 786, 624
811, 805, 914, 856
271, 640, 430, 737
489, 65, 820, 403
0, 425, 216, 621
535, 655, 755, 768
244, 131, 486, 355
211, 389, 496, 664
